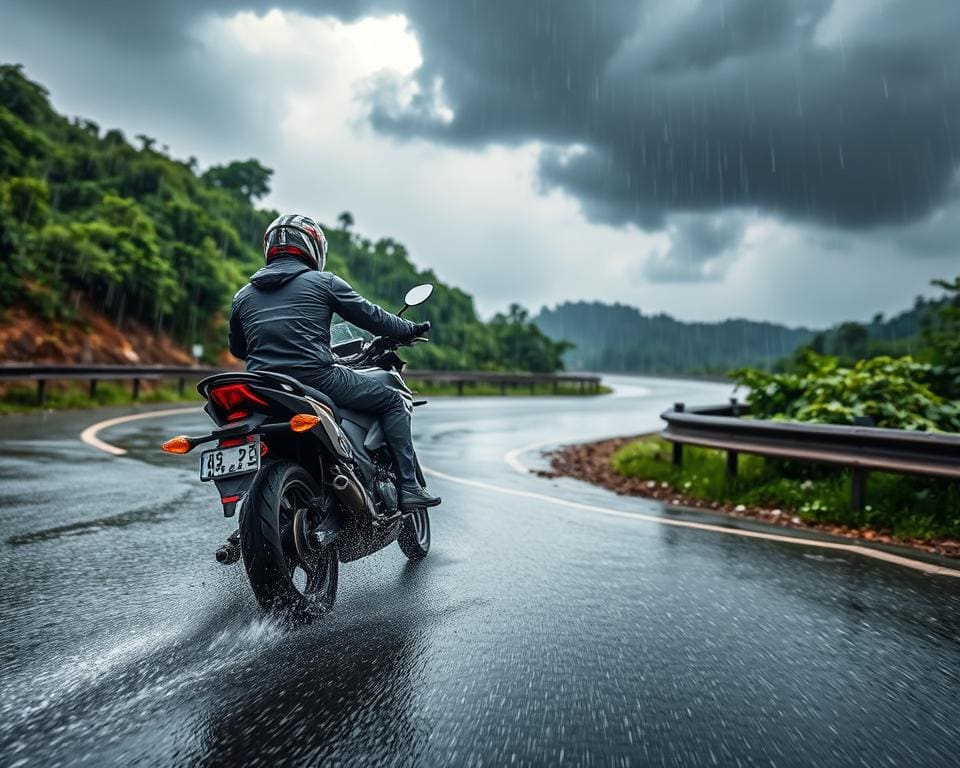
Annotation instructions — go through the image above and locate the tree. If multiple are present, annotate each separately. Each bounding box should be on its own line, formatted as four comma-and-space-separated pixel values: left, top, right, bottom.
831, 322, 869, 360
203, 159, 273, 202
135, 134, 156, 152
925, 274, 960, 398
337, 211, 354, 231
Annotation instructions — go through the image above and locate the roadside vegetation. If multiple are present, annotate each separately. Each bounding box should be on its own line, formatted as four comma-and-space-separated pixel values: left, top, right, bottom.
0, 381, 201, 415
608, 279, 960, 543
611, 436, 959, 541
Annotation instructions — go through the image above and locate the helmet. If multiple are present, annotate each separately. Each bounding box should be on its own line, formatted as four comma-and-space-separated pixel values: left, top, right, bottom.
262, 214, 328, 271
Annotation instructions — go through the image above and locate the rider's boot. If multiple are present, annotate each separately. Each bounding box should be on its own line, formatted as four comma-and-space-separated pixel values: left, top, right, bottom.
399, 484, 441, 511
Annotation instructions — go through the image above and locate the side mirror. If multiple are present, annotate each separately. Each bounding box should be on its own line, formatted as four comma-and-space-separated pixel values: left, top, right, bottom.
399, 283, 434, 316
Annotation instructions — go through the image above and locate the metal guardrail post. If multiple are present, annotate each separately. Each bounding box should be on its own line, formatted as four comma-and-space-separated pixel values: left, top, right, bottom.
89, 380, 98, 398
178, 378, 186, 396
132, 378, 140, 400
672, 402, 685, 467
457, 380, 464, 396
851, 469, 867, 511
36, 379, 46, 405
726, 450, 739, 478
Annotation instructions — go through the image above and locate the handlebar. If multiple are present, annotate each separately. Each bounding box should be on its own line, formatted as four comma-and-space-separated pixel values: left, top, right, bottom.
335, 334, 428, 368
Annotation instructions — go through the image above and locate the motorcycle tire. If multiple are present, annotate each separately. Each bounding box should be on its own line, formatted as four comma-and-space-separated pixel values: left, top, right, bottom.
398, 459, 431, 560
239, 461, 338, 620
397, 508, 431, 560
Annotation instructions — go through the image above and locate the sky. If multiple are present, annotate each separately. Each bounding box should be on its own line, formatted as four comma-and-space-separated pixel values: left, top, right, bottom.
1, 0, 959, 327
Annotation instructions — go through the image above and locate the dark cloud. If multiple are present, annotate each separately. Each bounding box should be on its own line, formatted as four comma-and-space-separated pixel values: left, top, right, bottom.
644, 215, 747, 282
368, 0, 960, 232
6, 0, 960, 235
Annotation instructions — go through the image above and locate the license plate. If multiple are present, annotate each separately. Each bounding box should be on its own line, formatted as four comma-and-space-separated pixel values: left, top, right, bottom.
199, 437, 261, 481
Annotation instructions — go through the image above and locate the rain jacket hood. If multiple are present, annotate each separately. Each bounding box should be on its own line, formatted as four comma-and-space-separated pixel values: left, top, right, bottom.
248, 257, 313, 292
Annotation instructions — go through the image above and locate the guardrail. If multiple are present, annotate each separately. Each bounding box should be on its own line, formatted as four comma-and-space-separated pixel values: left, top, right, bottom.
661, 401, 960, 510
0, 364, 603, 403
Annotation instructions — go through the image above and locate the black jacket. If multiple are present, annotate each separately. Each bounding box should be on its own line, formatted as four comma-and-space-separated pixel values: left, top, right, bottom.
228, 257, 416, 373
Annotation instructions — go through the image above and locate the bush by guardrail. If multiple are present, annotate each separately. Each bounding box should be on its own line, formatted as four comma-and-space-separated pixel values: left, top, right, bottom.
662, 401, 960, 511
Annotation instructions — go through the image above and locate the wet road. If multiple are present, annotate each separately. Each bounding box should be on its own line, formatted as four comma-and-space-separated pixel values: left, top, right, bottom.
2, 376, 959, 767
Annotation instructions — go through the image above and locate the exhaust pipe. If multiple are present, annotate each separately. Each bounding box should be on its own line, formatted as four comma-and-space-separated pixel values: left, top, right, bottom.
215, 542, 240, 565
331, 470, 371, 516
215, 530, 241, 565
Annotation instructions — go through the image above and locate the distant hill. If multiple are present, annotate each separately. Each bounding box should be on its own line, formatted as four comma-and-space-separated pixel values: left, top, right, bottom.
534, 302, 815, 374
801, 296, 947, 362
535, 294, 953, 375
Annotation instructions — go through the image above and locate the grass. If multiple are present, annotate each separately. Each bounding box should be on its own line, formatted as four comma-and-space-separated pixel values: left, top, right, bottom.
410, 380, 612, 397
611, 436, 960, 541
0, 381, 203, 415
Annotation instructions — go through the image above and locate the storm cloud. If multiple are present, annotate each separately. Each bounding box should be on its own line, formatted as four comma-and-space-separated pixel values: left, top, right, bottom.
11, 0, 960, 233
2, 0, 958, 322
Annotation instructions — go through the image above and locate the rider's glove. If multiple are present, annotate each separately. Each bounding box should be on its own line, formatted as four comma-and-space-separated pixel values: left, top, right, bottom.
409, 321, 431, 340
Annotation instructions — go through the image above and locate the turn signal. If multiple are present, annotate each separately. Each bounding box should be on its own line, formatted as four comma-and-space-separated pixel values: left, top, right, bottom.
161, 436, 193, 454
290, 413, 321, 433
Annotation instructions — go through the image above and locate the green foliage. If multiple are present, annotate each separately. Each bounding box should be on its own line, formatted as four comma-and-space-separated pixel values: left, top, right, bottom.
779, 287, 951, 373
754, 353, 958, 430
202, 159, 273, 203
0, 65, 560, 371
612, 436, 960, 540
924, 275, 960, 398
0, 380, 202, 415
734, 350, 960, 432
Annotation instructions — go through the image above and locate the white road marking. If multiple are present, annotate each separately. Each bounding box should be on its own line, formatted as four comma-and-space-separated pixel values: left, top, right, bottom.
80, 407, 204, 456
423, 464, 960, 578
79, 405, 960, 579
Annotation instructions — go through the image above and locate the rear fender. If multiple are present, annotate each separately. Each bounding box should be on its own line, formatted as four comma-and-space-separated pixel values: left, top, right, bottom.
214, 473, 256, 518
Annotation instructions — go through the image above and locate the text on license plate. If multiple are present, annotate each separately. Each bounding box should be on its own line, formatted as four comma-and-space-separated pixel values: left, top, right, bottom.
200, 438, 260, 481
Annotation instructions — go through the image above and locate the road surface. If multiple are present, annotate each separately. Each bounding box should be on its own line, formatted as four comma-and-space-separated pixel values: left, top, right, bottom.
2, 376, 959, 767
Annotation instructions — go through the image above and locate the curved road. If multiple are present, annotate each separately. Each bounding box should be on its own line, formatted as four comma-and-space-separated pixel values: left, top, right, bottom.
2, 376, 959, 767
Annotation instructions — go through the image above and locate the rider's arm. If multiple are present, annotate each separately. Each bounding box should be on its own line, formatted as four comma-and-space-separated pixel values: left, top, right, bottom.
328, 275, 417, 339
228, 300, 248, 360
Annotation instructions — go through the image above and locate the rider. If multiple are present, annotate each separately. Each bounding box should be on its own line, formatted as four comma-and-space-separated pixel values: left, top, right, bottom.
228, 214, 441, 511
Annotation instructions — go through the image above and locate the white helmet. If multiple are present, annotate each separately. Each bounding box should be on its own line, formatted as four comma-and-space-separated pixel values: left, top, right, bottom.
262, 214, 328, 271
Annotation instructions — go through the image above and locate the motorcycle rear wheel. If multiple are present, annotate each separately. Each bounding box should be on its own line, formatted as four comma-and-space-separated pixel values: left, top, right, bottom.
240, 461, 338, 620
397, 509, 431, 560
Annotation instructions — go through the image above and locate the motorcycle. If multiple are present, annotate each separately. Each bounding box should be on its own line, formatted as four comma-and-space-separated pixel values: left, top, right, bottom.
160, 283, 437, 620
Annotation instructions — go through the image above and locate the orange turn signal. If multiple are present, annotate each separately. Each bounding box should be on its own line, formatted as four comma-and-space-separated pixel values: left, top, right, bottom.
161, 436, 193, 454
290, 413, 321, 433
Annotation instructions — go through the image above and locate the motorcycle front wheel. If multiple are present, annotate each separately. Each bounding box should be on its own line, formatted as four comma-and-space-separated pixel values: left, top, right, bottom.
239, 461, 338, 620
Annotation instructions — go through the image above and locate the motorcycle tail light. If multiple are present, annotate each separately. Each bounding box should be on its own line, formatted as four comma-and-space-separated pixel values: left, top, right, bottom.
218, 435, 266, 455
209, 384, 269, 415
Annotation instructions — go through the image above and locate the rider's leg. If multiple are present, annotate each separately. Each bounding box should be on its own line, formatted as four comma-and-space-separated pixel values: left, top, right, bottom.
302, 366, 438, 508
